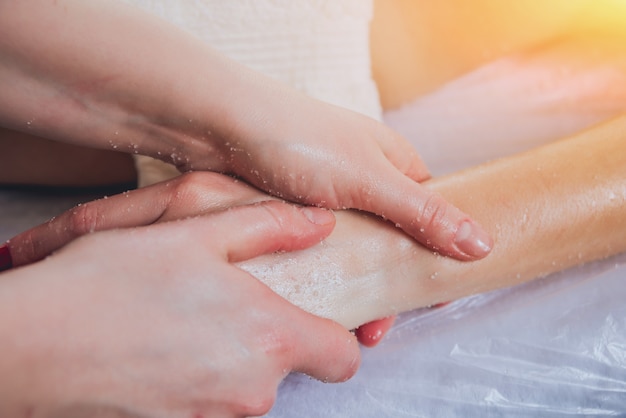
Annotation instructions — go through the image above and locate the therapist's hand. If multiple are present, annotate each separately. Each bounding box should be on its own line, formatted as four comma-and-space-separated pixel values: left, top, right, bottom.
1, 201, 359, 418
0, 0, 489, 261
207, 89, 492, 261
6, 172, 274, 268
6, 172, 393, 347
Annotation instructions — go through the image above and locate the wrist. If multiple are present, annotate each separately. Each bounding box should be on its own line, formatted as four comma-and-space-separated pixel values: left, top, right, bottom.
88, 25, 266, 174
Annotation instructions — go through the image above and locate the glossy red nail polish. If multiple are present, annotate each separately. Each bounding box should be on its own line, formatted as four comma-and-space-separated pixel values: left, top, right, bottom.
354, 316, 396, 348
0, 244, 13, 272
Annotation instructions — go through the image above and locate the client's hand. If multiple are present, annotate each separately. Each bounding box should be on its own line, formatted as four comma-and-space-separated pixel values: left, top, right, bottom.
1, 201, 359, 417
6, 172, 395, 346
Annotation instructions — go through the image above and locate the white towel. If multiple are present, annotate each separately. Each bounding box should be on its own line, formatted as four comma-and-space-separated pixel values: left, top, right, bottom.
123, 0, 381, 186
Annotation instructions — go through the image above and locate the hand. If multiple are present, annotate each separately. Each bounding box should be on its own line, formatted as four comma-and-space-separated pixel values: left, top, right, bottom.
0, 0, 490, 262
1, 201, 360, 417
6, 171, 392, 346
7, 172, 271, 267
207, 85, 493, 261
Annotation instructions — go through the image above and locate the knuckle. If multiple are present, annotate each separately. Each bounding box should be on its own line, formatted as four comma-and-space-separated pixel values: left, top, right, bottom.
171, 172, 217, 202
67, 203, 102, 237
8, 231, 39, 265
347, 173, 377, 210
416, 193, 449, 233
171, 172, 258, 211
257, 201, 290, 231
260, 326, 293, 358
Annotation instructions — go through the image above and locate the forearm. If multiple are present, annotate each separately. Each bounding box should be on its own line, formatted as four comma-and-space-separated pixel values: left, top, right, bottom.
425, 116, 626, 301
0, 0, 269, 171
242, 116, 626, 329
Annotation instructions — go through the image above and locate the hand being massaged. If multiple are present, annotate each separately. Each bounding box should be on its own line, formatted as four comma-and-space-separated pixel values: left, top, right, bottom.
5, 172, 398, 345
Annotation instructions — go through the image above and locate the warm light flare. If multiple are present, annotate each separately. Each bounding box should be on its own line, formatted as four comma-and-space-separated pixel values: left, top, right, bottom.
577, 0, 626, 33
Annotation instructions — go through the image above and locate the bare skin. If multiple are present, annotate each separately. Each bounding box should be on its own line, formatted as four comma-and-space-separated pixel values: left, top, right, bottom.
245, 115, 626, 328
0, 202, 360, 417
3, 1, 626, 413
0, 0, 492, 261
10, 115, 626, 330
4, 0, 626, 256
5, 0, 626, 187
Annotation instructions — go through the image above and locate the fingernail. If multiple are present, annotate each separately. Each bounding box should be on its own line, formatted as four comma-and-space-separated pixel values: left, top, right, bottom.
0, 244, 13, 272
300, 207, 335, 226
454, 220, 492, 258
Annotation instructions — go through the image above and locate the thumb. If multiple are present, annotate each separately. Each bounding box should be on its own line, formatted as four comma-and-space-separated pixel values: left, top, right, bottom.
359, 165, 492, 261
366, 125, 492, 260
290, 315, 361, 383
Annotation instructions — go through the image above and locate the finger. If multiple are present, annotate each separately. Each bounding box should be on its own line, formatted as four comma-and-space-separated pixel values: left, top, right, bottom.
0, 243, 12, 272
8, 186, 170, 267
8, 172, 267, 267
372, 127, 492, 260
289, 314, 361, 383
204, 201, 336, 262
358, 165, 492, 261
354, 315, 396, 348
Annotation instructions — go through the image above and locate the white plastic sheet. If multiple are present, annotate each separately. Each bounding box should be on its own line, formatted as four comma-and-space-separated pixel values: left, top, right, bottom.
268, 55, 626, 416
270, 255, 626, 417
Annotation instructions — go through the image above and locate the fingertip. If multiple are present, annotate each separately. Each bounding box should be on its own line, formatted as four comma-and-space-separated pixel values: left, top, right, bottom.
452, 220, 493, 260
355, 315, 396, 348
331, 333, 361, 383
337, 345, 361, 383
294, 318, 361, 383
3, 232, 38, 269
322, 325, 361, 383
0, 243, 13, 272
375, 181, 492, 261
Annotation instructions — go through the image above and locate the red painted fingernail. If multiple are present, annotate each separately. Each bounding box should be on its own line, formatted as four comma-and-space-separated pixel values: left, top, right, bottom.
355, 326, 385, 348
431, 301, 451, 309
0, 244, 13, 272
